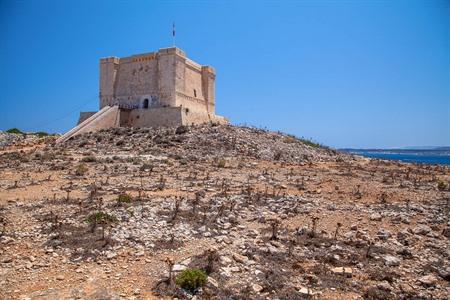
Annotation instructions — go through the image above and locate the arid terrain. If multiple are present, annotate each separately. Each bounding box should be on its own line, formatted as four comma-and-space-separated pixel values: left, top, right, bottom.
0, 125, 449, 299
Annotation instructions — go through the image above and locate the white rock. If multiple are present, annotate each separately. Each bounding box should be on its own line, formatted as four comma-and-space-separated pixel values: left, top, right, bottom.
106, 251, 117, 260
172, 264, 187, 272
252, 283, 263, 293
383, 255, 401, 267
418, 274, 437, 287
370, 213, 382, 221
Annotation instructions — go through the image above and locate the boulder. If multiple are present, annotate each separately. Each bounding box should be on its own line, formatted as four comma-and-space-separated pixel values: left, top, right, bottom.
383, 255, 401, 267
413, 225, 431, 235
331, 267, 353, 278
370, 213, 382, 221
418, 274, 438, 287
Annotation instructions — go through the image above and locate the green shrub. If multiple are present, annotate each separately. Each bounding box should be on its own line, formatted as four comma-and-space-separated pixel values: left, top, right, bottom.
117, 193, 132, 205
217, 158, 226, 168
86, 211, 118, 239
86, 211, 117, 225
175, 268, 207, 293
75, 164, 88, 176
284, 134, 328, 149
81, 156, 97, 163
437, 180, 448, 191
35, 131, 49, 137
284, 136, 298, 144
300, 138, 323, 148
6, 128, 24, 134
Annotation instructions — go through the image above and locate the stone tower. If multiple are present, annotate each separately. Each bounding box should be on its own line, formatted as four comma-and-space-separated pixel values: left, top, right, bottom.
57, 47, 227, 143
99, 47, 217, 116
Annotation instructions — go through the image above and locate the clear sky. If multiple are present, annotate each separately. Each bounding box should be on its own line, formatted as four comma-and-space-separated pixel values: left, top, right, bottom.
0, 0, 449, 148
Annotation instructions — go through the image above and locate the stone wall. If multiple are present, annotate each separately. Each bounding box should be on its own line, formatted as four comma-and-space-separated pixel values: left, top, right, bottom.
182, 109, 228, 126
120, 107, 228, 128
125, 107, 183, 128
99, 47, 216, 116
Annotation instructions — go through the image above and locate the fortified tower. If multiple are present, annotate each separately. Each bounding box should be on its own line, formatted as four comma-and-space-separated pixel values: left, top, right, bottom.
57, 47, 227, 143
99, 47, 216, 115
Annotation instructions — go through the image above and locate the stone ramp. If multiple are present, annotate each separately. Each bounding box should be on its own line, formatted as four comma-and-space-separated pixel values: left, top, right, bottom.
56, 105, 120, 143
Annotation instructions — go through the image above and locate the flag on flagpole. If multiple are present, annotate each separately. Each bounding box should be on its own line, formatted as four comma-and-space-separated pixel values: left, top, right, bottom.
172, 22, 175, 37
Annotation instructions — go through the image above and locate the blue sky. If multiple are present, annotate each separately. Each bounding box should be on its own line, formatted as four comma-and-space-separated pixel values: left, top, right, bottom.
0, 0, 449, 148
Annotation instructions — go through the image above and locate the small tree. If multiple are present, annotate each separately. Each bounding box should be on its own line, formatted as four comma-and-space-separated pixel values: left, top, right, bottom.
310, 216, 320, 238
379, 192, 387, 206
334, 222, 342, 240
86, 212, 118, 240
288, 237, 296, 256
165, 257, 174, 284
205, 248, 219, 274
269, 218, 281, 240
65, 189, 71, 202
192, 191, 204, 214
170, 197, 182, 223
366, 240, 373, 258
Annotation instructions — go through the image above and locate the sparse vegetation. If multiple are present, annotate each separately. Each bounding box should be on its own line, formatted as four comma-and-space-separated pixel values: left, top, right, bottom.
75, 164, 88, 176
437, 180, 448, 191
117, 193, 132, 205
217, 158, 226, 168
35, 131, 49, 137
175, 269, 207, 293
0, 124, 448, 299
6, 128, 24, 134
86, 211, 118, 240
81, 156, 97, 163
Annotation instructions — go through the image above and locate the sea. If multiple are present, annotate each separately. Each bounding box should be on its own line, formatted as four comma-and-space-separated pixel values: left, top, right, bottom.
342, 149, 450, 166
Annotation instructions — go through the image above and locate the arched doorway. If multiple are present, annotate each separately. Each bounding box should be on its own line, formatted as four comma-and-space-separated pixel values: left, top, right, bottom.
143, 99, 149, 109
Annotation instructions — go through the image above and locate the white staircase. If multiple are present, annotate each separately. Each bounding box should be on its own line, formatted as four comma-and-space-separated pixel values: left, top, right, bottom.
56, 105, 120, 143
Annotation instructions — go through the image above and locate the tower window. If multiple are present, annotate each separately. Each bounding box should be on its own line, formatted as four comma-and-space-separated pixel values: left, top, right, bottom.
143, 99, 149, 109
193, 89, 197, 97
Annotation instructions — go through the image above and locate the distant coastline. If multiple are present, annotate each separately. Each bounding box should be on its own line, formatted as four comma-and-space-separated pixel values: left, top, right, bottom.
340, 148, 450, 166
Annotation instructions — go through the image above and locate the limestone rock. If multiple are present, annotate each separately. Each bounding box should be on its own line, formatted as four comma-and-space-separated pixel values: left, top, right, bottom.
370, 213, 382, 221
418, 274, 437, 287
331, 267, 353, 278
383, 255, 401, 267
413, 225, 431, 235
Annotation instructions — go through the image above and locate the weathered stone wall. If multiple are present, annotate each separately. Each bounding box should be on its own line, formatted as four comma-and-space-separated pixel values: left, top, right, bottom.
99, 47, 216, 116
184, 60, 204, 100
113, 54, 159, 108
182, 109, 228, 126
201, 66, 216, 115
99, 57, 119, 109
120, 107, 228, 128
61, 47, 227, 142
125, 107, 183, 128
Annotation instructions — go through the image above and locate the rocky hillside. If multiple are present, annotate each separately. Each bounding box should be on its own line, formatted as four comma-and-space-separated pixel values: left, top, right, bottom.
58, 124, 342, 163
0, 124, 449, 300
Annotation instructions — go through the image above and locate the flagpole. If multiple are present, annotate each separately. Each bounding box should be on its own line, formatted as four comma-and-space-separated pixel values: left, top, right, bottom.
172, 22, 176, 47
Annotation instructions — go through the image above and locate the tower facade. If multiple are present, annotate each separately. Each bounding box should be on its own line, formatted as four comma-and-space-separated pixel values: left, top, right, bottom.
99, 47, 216, 116
60, 47, 228, 143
